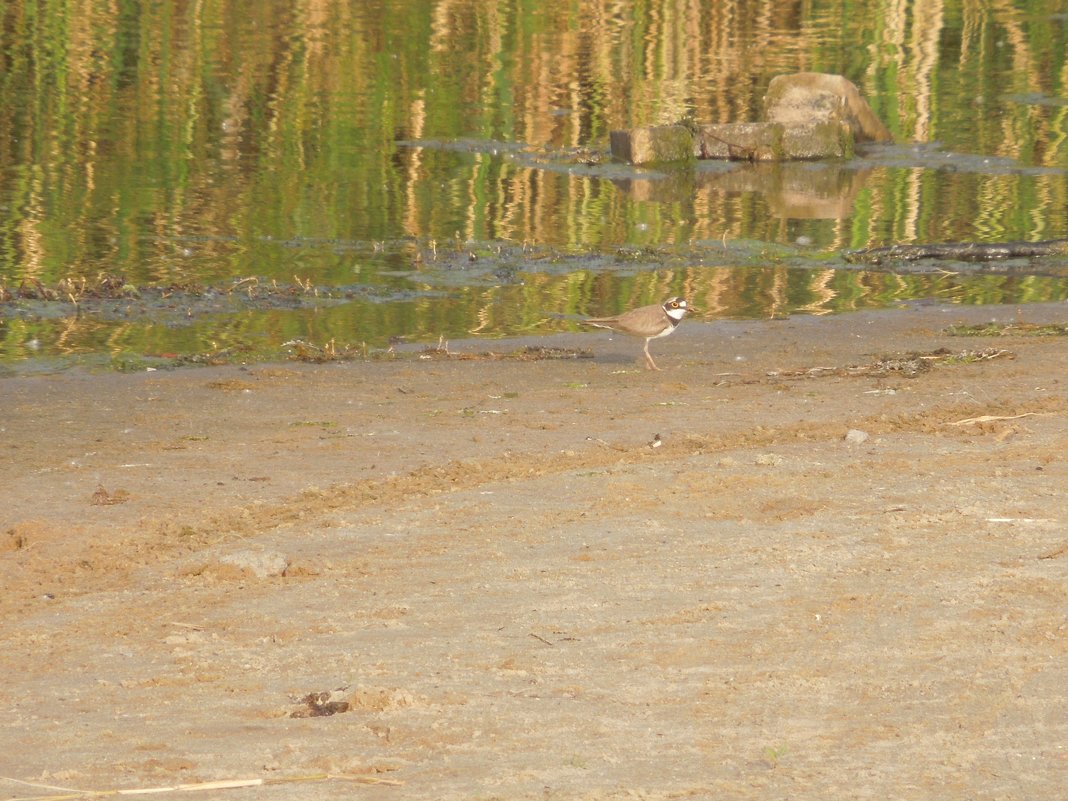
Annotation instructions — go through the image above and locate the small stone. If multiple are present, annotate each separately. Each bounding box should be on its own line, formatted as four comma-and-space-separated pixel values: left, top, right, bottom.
844, 428, 870, 444
215, 548, 290, 579
755, 453, 785, 467
609, 124, 696, 165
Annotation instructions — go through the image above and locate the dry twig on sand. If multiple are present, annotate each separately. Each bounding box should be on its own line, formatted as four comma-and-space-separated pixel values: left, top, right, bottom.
0, 772, 403, 801
949, 412, 1052, 426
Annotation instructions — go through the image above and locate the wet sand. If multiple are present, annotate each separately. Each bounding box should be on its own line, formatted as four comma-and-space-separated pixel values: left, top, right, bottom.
2, 302, 1066, 800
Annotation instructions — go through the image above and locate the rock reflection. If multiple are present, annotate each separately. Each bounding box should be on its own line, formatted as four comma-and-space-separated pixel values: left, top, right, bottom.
612, 162, 871, 221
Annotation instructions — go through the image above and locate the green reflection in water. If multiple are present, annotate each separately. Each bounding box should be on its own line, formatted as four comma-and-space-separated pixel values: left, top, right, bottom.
2, 0, 1068, 370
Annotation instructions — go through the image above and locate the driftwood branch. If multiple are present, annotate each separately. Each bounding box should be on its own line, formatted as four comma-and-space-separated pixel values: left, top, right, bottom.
844, 238, 1068, 265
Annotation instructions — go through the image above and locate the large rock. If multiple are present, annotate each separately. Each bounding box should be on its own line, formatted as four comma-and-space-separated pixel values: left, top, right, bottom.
698, 121, 853, 161
763, 72, 892, 144
781, 120, 855, 159
698, 122, 783, 161
609, 72, 888, 165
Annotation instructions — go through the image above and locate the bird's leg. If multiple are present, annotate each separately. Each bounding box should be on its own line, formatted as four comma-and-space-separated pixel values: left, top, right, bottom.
643, 339, 661, 371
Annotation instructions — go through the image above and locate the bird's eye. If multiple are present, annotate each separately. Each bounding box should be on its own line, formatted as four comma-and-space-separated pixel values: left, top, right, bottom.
670, 301, 679, 308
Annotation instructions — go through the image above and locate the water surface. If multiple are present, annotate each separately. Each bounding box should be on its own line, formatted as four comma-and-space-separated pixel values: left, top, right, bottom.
2, 0, 1067, 370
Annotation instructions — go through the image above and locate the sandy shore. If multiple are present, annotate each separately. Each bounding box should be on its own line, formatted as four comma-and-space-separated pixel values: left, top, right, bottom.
2, 302, 1066, 800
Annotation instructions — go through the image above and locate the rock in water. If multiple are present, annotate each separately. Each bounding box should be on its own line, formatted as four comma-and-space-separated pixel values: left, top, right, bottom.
764, 73, 892, 144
